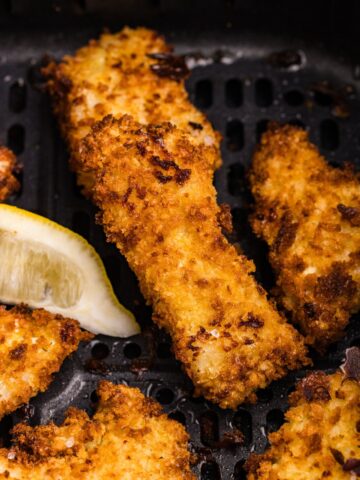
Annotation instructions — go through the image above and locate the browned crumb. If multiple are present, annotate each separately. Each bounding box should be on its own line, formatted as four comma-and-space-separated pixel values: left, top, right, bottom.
0, 305, 93, 419
0, 146, 20, 201
77, 114, 309, 409
42, 26, 221, 195
246, 369, 360, 479
249, 123, 360, 352
0, 381, 195, 479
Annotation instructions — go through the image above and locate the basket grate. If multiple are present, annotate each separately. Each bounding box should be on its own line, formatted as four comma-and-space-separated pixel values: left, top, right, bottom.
0, 25, 359, 480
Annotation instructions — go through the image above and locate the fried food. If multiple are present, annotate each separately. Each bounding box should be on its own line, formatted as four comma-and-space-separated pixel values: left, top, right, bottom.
250, 124, 360, 351
77, 114, 309, 409
0, 305, 92, 420
0, 381, 195, 479
43, 26, 221, 195
246, 368, 360, 480
0, 146, 19, 201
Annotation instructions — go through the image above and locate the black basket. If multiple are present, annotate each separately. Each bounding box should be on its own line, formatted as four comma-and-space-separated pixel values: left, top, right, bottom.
0, 2, 359, 478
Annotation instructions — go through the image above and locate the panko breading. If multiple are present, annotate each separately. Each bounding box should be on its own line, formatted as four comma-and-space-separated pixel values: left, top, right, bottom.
0, 381, 195, 480
0, 146, 19, 201
246, 368, 360, 480
250, 124, 360, 351
43, 26, 221, 195
78, 114, 309, 409
0, 305, 92, 420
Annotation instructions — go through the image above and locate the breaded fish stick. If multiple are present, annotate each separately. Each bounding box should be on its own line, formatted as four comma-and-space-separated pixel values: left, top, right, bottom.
78, 115, 309, 409
246, 356, 360, 479
250, 124, 360, 351
0, 305, 92, 419
0, 381, 195, 480
43, 27, 221, 195
0, 146, 19, 201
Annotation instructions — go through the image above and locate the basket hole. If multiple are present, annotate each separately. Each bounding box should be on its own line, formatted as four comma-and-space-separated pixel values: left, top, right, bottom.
91, 342, 110, 360
7, 124, 25, 154
225, 78, 243, 107
228, 163, 245, 196
257, 387, 273, 403
313, 90, 333, 106
233, 460, 246, 479
201, 461, 221, 480
320, 119, 339, 150
11, 168, 23, 199
327, 342, 338, 356
0, 0, 11, 13
104, 255, 119, 284
123, 342, 141, 359
226, 120, 244, 151
255, 78, 273, 107
288, 118, 305, 129
0, 415, 13, 448
200, 411, 219, 447
72, 175, 84, 199
72, 211, 90, 240
90, 390, 99, 403
256, 119, 269, 142
155, 388, 174, 405
168, 410, 186, 425
195, 80, 213, 109
9, 81, 27, 113
157, 341, 172, 359
266, 409, 285, 433
76, 0, 86, 10
284, 89, 304, 106
233, 410, 252, 445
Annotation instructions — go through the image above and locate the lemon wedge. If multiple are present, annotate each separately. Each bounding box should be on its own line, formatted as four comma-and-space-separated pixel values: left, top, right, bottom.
0, 204, 139, 337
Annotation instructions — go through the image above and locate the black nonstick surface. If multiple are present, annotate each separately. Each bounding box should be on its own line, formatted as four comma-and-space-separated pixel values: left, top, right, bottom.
0, 3, 359, 479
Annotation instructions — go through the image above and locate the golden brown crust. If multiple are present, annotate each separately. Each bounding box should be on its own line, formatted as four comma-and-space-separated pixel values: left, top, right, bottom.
42, 26, 221, 195
0, 146, 19, 201
246, 370, 360, 479
0, 381, 195, 479
0, 305, 93, 419
77, 114, 309, 409
249, 123, 360, 351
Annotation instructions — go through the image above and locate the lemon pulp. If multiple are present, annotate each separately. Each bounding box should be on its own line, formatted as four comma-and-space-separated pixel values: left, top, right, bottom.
0, 205, 139, 337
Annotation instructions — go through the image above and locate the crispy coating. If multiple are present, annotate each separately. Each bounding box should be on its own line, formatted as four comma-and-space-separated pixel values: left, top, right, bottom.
0, 305, 92, 420
43, 26, 221, 194
0, 381, 195, 479
0, 146, 19, 201
246, 370, 360, 479
78, 115, 309, 409
250, 124, 360, 351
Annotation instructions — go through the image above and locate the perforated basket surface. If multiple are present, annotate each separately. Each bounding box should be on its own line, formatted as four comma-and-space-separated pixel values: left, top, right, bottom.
0, 2, 360, 479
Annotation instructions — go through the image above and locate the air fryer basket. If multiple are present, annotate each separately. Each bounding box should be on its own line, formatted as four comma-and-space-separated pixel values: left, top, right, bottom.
0, 1, 359, 478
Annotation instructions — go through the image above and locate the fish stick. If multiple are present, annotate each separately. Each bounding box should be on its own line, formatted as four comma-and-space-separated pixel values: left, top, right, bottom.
249, 123, 360, 351
0, 305, 92, 419
246, 352, 360, 479
78, 114, 309, 409
0, 381, 195, 480
43, 26, 221, 195
0, 146, 19, 202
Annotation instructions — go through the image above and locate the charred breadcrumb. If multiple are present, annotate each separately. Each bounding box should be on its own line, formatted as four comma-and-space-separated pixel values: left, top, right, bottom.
250, 124, 360, 352
78, 115, 309, 409
42, 26, 221, 195
0, 146, 20, 201
246, 370, 360, 479
0, 381, 195, 479
0, 305, 93, 420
